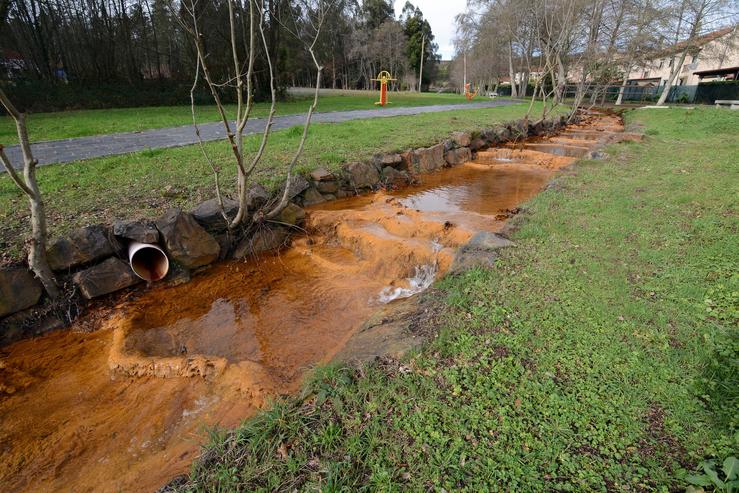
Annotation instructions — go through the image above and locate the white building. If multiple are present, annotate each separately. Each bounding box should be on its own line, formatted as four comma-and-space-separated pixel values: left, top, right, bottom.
627, 26, 739, 87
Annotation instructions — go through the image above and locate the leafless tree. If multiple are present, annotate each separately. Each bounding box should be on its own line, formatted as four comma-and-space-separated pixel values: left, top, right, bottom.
614, 0, 664, 105
178, 0, 333, 229
655, 0, 731, 105
370, 19, 409, 87
265, 0, 334, 218
0, 88, 59, 298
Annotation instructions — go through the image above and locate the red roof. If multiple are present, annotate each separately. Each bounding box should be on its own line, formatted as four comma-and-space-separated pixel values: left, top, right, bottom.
662, 26, 736, 55
0, 48, 24, 60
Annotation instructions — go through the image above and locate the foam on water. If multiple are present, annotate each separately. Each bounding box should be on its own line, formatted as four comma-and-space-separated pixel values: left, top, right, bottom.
375, 263, 438, 304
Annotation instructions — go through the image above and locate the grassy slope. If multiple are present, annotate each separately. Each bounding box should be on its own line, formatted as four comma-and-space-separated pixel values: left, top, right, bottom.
0, 102, 552, 261
0, 91, 484, 144
177, 107, 738, 492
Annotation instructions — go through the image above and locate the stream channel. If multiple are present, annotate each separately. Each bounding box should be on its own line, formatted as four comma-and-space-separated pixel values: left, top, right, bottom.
0, 113, 624, 493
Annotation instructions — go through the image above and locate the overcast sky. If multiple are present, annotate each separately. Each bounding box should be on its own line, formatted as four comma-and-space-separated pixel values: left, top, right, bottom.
393, 0, 466, 61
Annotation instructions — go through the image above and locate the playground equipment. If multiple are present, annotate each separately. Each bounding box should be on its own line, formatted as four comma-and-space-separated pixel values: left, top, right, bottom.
372, 70, 396, 106
464, 82, 478, 101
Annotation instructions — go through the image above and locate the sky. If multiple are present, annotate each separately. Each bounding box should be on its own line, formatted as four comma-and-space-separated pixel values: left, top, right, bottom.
393, 0, 467, 61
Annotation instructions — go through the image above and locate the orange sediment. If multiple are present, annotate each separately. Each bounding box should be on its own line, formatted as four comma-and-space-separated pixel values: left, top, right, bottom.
0, 114, 623, 493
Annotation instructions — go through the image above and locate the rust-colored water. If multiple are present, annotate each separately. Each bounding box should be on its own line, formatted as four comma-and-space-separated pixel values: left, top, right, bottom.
0, 114, 622, 493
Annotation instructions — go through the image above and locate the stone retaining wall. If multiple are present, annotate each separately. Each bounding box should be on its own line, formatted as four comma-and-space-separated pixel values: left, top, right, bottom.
0, 115, 571, 347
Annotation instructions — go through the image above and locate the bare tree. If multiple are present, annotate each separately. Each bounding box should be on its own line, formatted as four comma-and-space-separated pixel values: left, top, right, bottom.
655, 0, 729, 105
0, 89, 59, 298
178, 0, 333, 229
265, 0, 334, 218
615, 0, 663, 105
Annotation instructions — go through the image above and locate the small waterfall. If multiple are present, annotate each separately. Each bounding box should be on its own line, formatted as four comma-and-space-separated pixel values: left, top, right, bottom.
375, 263, 439, 304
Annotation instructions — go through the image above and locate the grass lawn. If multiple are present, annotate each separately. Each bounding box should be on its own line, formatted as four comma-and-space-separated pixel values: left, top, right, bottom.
0, 101, 555, 262
0, 90, 490, 144
174, 107, 738, 491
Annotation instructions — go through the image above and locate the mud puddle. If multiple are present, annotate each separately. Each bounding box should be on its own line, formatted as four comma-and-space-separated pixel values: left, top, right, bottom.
0, 113, 623, 493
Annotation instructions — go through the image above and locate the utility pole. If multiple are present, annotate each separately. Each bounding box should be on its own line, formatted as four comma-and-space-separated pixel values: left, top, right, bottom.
418, 34, 426, 92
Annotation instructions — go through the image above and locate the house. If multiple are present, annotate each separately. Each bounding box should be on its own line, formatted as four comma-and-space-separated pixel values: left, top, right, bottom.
626, 25, 739, 87
0, 49, 26, 79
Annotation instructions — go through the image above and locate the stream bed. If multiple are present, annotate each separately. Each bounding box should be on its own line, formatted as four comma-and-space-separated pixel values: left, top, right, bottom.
0, 113, 623, 493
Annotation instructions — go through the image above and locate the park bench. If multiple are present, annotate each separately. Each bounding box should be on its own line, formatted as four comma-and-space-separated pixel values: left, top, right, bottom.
714, 100, 739, 109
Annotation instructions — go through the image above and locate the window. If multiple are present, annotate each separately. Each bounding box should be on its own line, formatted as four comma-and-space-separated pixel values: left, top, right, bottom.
669, 58, 674, 67
691, 54, 698, 64
659, 59, 664, 68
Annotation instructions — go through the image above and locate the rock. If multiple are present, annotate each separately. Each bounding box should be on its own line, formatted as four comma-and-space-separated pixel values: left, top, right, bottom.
322, 193, 337, 201
73, 257, 141, 299
496, 127, 512, 142
0, 267, 43, 318
113, 219, 160, 244
213, 233, 234, 260
310, 167, 334, 182
191, 197, 239, 232
450, 249, 498, 274
411, 143, 446, 172
382, 167, 411, 188
246, 183, 270, 211
511, 120, 528, 138
396, 151, 412, 171
449, 233, 515, 274
585, 150, 609, 160
233, 227, 289, 258
445, 147, 472, 166
162, 262, 191, 288
155, 208, 220, 269
47, 225, 116, 271
451, 131, 472, 147
528, 121, 544, 135
466, 232, 516, 250
480, 128, 497, 144
284, 175, 310, 199
315, 179, 339, 194
346, 161, 381, 189
470, 138, 487, 152
1, 308, 65, 348
301, 187, 326, 206
336, 190, 354, 199
278, 203, 306, 226
375, 153, 403, 168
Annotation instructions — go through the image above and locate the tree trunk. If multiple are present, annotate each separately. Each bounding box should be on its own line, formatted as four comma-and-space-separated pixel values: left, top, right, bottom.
656, 0, 695, 106
0, 90, 59, 298
615, 68, 629, 105
508, 40, 517, 98
23, 130, 59, 299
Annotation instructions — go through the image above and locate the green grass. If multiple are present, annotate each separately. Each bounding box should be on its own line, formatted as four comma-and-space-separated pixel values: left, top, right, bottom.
0, 90, 490, 144
173, 107, 738, 491
0, 101, 553, 261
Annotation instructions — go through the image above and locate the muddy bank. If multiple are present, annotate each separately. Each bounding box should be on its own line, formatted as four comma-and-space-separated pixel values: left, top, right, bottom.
0, 113, 626, 493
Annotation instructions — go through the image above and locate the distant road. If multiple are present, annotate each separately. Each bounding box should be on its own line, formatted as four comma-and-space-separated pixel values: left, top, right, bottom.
2, 100, 516, 170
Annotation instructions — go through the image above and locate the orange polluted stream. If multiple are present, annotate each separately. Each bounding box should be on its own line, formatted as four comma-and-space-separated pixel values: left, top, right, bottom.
0, 114, 623, 493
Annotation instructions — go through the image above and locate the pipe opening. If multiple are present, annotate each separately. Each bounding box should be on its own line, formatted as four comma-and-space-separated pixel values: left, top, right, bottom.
129, 243, 169, 282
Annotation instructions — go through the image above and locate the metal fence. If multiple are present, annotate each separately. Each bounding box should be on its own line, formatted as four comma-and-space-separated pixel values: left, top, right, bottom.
499, 81, 739, 105
560, 82, 739, 105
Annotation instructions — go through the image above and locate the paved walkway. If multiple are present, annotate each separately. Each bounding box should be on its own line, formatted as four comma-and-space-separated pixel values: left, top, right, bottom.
2, 100, 516, 170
